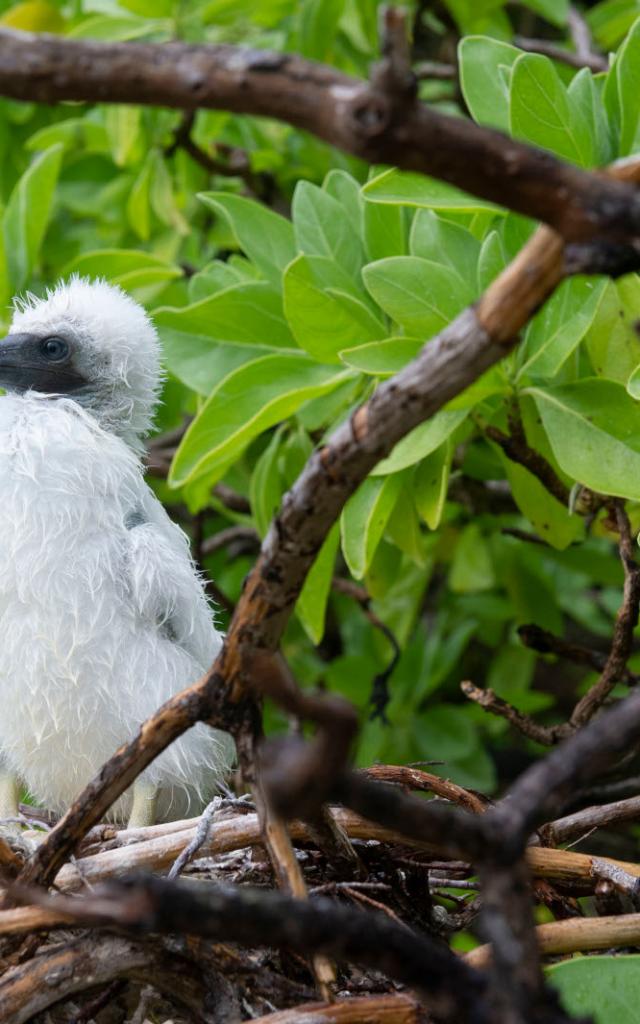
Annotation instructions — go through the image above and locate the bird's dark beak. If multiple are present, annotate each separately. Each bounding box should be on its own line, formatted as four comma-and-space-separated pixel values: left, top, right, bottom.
0, 333, 84, 394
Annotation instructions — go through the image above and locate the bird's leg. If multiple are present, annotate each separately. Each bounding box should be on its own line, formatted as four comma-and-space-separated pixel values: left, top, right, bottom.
0, 768, 19, 823
127, 778, 158, 828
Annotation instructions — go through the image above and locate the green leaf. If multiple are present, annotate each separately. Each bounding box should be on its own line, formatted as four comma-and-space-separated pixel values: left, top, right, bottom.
284, 254, 384, 362
586, 278, 640, 383
296, 523, 341, 643
449, 524, 496, 593
105, 105, 142, 167
611, 16, 640, 155
477, 230, 507, 291
523, 0, 568, 26
458, 35, 521, 130
363, 256, 471, 335
63, 249, 181, 292
170, 354, 350, 485
187, 262, 247, 303
199, 192, 295, 285
323, 169, 363, 239
67, 13, 161, 40
293, 180, 363, 277
339, 337, 423, 375
528, 379, 640, 499
549, 955, 640, 1024
363, 168, 504, 213
3, 144, 63, 290
294, 0, 345, 61
126, 153, 153, 241
500, 454, 584, 550
250, 425, 286, 537
363, 199, 407, 261
509, 53, 594, 166
409, 210, 480, 294
567, 68, 612, 165
373, 410, 468, 475
341, 474, 404, 579
413, 441, 452, 530
155, 283, 296, 351
519, 277, 608, 379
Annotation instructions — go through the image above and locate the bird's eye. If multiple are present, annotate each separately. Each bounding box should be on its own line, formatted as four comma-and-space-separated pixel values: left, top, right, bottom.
40, 337, 69, 362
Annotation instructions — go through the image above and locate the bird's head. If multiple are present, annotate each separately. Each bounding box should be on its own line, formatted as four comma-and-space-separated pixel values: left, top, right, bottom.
0, 277, 162, 445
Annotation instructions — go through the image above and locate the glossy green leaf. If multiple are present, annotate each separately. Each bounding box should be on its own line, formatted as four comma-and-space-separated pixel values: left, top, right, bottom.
341, 474, 403, 579
293, 180, 363, 276
284, 254, 384, 362
586, 278, 640, 384
105, 105, 142, 167
250, 425, 286, 537
363, 168, 504, 213
409, 210, 480, 294
500, 455, 584, 550
199, 191, 295, 285
413, 441, 452, 530
294, 0, 345, 60
3, 144, 63, 290
126, 153, 153, 241
519, 277, 608, 379
296, 523, 341, 643
509, 53, 594, 165
363, 256, 471, 335
170, 355, 350, 485
373, 410, 468, 475
155, 283, 296, 351
528, 380, 640, 499
549, 955, 640, 1024
363, 199, 407, 261
323, 169, 363, 239
339, 337, 423, 375
612, 15, 640, 155
458, 35, 521, 130
63, 249, 181, 292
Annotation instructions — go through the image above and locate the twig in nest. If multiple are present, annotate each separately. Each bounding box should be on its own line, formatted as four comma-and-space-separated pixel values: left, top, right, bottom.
11, 875, 488, 1024
168, 796, 222, 879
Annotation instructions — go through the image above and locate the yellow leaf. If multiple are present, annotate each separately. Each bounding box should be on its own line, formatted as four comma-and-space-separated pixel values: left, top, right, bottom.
0, 1, 65, 32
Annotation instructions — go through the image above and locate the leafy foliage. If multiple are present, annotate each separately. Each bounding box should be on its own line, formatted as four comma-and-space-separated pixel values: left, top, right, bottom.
1, 0, 640, 802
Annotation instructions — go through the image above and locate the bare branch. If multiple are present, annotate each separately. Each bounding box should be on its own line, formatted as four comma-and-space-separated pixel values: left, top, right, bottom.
1, 29, 640, 242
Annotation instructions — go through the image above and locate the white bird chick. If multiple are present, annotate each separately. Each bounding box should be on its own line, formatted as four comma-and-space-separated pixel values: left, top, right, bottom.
0, 277, 234, 829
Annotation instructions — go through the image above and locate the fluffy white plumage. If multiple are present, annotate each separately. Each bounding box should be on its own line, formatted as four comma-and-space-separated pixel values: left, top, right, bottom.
0, 277, 233, 821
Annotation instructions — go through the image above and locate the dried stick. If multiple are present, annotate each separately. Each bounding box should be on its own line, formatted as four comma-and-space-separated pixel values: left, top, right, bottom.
0, 933, 213, 1024
247, 993, 425, 1024
10, 875, 488, 1024
541, 794, 640, 845
467, 910, 640, 967
1, 811, 639, 912
1, 31, 640, 242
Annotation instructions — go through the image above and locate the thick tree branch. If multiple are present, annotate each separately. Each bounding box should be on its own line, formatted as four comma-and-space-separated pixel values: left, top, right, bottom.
1, 29, 640, 243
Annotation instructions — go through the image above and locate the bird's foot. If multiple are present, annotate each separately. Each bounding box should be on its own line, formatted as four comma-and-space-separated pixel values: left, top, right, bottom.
0, 822, 44, 867
126, 778, 158, 829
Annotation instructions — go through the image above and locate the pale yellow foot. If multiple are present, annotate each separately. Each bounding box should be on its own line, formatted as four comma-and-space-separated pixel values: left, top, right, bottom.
0, 769, 19, 822
127, 779, 158, 829
0, 770, 43, 857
